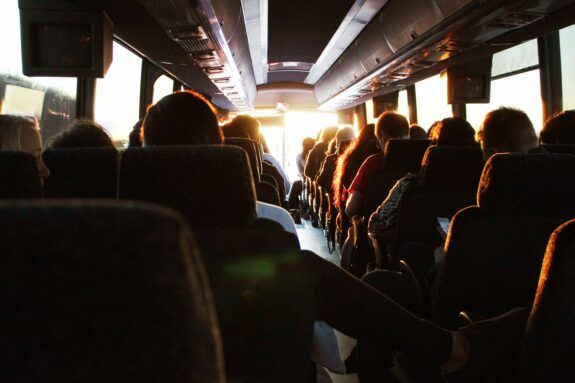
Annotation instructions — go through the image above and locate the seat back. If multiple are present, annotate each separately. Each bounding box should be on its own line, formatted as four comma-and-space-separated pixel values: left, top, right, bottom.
541, 143, 575, 155
433, 154, 575, 329
391, 146, 484, 252
0, 151, 42, 198
365, 139, 430, 216
224, 137, 260, 181
196, 229, 314, 383
118, 146, 257, 230
519, 219, 575, 383
42, 147, 119, 198
0, 201, 225, 382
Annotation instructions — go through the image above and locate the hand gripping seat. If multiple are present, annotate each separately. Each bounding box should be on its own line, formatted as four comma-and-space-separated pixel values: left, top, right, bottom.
42, 147, 119, 198
0, 200, 225, 383
519, 218, 575, 383
390, 146, 484, 266
433, 153, 575, 329
118, 145, 258, 230
0, 151, 42, 198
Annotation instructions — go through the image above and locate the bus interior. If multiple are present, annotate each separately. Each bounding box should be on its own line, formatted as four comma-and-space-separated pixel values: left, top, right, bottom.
1, 0, 575, 382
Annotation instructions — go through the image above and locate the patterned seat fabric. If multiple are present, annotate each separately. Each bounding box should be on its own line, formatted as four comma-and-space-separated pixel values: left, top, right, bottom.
42, 147, 119, 198
434, 153, 575, 329
224, 137, 261, 182
119, 145, 257, 230
0, 200, 225, 382
519, 218, 575, 383
0, 151, 42, 198
419, 145, 484, 191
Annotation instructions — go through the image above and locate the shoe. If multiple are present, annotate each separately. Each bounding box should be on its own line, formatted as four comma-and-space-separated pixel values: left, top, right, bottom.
444, 307, 529, 383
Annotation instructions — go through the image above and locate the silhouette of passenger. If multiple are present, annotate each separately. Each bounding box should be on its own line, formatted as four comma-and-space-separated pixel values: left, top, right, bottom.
47, 120, 115, 149
409, 124, 427, 139
539, 110, 575, 144
129, 119, 143, 147
0, 115, 50, 180
345, 112, 409, 218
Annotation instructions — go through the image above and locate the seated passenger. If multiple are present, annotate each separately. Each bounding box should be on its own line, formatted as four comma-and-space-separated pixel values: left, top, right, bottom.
539, 109, 575, 144
0, 114, 50, 180
368, 117, 476, 260
316, 127, 355, 196
409, 124, 427, 139
288, 136, 316, 210
129, 119, 143, 147
228, 114, 291, 194
141, 92, 522, 382
142, 91, 296, 235
47, 120, 115, 149
345, 112, 409, 218
304, 126, 339, 182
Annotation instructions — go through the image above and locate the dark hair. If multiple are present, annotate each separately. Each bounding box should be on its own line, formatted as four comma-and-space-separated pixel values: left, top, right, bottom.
129, 119, 143, 147
222, 122, 251, 139
375, 112, 409, 140
320, 126, 339, 144
143, 91, 222, 146
333, 124, 379, 207
431, 117, 476, 146
540, 110, 575, 144
409, 124, 427, 140
478, 107, 538, 156
228, 115, 260, 141
48, 120, 115, 149
302, 137, 316, 158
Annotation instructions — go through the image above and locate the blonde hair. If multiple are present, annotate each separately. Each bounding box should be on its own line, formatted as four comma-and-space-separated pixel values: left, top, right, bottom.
0, 115, 39, 150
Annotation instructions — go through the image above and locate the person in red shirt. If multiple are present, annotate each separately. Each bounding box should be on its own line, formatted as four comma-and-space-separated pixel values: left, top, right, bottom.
345, 111, 409, 218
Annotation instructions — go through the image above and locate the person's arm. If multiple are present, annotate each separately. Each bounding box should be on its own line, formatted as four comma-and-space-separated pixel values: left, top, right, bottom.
345, 191, 364, 218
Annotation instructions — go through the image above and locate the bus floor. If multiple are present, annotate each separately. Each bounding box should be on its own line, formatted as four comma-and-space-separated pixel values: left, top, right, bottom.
296, 219, 360, 383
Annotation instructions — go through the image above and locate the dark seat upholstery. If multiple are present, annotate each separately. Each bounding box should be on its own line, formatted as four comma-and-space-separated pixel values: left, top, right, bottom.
519, 218, 575, 383
196, 229, 313, 382
0, 200, 225, 382
365, 139, 430, 217
118, 145, 257, 230
392, 146, 484, 253
0, 151, 42, 198
433, 153, 575, 329
541, 143, 575, 155
42, 147, 119, 198
224, 137, 260, 181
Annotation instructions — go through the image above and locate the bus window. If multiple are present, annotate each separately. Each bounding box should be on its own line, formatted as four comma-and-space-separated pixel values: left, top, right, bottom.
153, 75, 175, 104
397, 89, 409, 122
467, 39, 542, 132
415, 74, 452, 131
0, 0, 76, 144
94, 42, 141, 146
560, 25, 575, 110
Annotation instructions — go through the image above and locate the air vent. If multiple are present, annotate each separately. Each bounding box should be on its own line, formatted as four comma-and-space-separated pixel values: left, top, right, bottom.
191, 50, 217, 60
166, 25, 207, 41
489, 12, 543, 29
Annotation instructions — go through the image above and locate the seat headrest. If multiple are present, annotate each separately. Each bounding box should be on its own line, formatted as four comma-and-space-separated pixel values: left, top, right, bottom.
0, 151, 42, 198
224, 137, 260, 181
541, 144, 575, 155
383, 139, 430, 172
0, 200, 225, 382
42, 147, 119, 198
478, 153, 575, 216
119, 145, 257, 229
420, 146, 484, 191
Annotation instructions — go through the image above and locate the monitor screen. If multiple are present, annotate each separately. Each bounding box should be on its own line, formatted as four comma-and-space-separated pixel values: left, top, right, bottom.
30, 23, 93, 69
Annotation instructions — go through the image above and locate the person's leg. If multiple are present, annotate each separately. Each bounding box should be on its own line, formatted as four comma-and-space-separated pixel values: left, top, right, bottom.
305, 251, 452, 367
288, 180, 303, 210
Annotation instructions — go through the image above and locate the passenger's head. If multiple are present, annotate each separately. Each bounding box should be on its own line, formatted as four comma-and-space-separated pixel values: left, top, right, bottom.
427, 121, 441, 139
143, 91, 222, 146
478, 107, 538, 160
320, 126, 339, 144
47, 120, 115, 149
409, 124, 427, 140
540, 110, 575, 144
0, 115, 49, 179
302, 137, 316, 157
222, 122, 251, 139
431, 117, 476, 146
228, 114, 261, 141
375, 111, 409, 149
129, 119, 143, 147
336, 127, 355, 154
